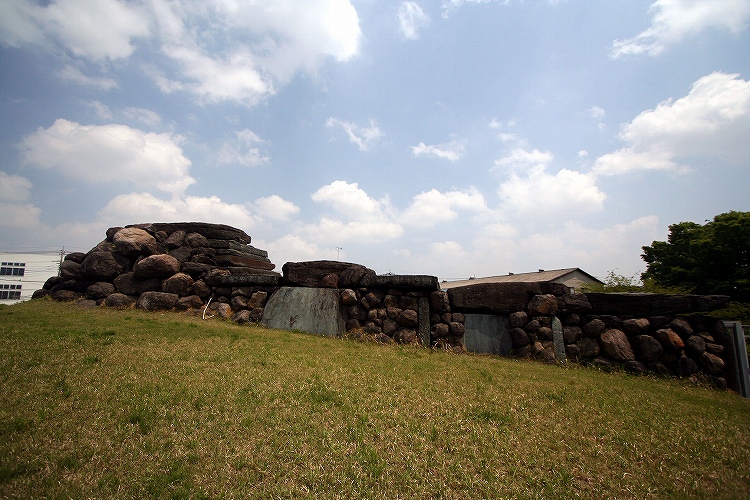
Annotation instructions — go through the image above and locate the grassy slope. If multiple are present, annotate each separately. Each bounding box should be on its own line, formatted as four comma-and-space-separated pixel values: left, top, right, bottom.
1, 300, 749, 499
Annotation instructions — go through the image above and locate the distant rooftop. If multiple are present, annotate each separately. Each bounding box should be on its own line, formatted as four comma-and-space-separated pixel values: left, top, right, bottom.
439, 268, 603, 290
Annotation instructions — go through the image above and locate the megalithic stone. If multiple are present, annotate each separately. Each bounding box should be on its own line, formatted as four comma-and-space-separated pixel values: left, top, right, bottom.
552, 316, 566, 363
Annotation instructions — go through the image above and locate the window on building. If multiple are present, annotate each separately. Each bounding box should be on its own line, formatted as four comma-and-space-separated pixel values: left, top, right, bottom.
0, 262, 25, 276
0, 284, 22, 300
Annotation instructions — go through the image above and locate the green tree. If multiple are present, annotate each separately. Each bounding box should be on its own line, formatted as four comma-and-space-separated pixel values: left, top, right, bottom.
641, 211, 750, 301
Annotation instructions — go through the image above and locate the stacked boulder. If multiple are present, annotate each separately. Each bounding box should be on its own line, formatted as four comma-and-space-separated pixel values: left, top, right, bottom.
446, 282, 733, 387
35, 222, 277, 319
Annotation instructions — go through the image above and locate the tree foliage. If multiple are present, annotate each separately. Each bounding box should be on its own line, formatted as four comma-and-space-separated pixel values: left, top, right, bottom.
641, 211, 750, 301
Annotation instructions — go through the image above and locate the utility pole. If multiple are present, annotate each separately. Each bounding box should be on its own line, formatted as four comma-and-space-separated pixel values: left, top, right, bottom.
336, 247, 342, 261
58, 247, 65, 276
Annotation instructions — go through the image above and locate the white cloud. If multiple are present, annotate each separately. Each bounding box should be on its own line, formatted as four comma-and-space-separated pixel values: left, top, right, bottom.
326, 117, 383, 151
400, 188, 488, 228
1, 0, 362, 106
264, 234, 333, 265
252, 195, 300, 222
411, 136, 467, 161
0, 203, 43, 228
58, 65, 118, 90
304, 180, 402, 243
21, 119, 195, 195
123, 107, 161, 127
86, 100, 113, 120
0, 0, 151, 60
399, 2, 430, 39
594, 72, 750, 175
441, 0, 497, 19
97, 192, 260, 231
0, 171, 33, 202
492, 147, 553, 173
218, 129, 269, 167
611, 0, 750, 58
498, 166, 606, 215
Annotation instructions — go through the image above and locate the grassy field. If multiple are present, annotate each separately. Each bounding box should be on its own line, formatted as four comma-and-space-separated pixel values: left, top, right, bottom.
1, 300, 749, 499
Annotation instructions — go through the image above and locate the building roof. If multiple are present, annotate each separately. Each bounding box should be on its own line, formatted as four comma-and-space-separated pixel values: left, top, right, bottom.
439, 268, 603, 290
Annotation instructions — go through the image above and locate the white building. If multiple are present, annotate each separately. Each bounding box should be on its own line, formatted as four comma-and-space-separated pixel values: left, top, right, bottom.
0, 253, 61, 305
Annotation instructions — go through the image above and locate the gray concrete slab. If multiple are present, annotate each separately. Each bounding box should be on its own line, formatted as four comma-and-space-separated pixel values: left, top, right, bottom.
261, 287, 344, 337
464, 314, 512, 356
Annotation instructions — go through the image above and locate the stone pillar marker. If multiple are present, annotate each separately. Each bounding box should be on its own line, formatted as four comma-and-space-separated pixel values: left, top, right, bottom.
418, 297, 430, 346
552, 316, 566, 363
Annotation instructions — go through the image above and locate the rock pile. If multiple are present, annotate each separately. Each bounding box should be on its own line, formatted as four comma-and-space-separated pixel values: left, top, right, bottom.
35, 222, 277, 318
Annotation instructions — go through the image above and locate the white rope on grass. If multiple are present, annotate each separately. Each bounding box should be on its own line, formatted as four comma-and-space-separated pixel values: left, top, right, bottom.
202, 297, 215, 320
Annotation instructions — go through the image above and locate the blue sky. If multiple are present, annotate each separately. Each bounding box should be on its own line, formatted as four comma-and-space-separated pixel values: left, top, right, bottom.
1, 0, 748, 281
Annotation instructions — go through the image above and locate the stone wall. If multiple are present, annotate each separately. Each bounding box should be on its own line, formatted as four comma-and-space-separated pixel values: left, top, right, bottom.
34, 222, 741, 392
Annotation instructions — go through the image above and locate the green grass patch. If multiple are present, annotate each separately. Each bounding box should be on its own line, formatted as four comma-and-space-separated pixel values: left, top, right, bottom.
0, 299, 748, 498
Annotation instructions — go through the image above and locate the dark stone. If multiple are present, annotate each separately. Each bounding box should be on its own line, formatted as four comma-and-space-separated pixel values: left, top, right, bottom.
527, 294, 558, 315
51, 290, 81, 301
340, 289, 357, 305
449, 322, 465, 337
599, 329, 635, 361
430, 322, 449, 339
582, 319, 606, 338
283, 260, 358, 287
395, 328, 417, 344
231, 310, 251, 324
230, 295, 248, 311
192, 280, 211, 299
622, 318, 650, 337
398, 296, 419, 310
563, 326, 582, 344
82, 251, 127, 281
705, 343, 724, 356
685, 335, 707, 355
514, 344, 534, 358
678, 355, 699, 377
509, 311, 528, 328
447, 282, 568, 314
175, 295, 204, 310
360, 274, 438, 290
648, 361, 672, 376
339, 265, 377, 288
537, 327, 553, 341
136, 291, 179, 311
451, 312, 465, 323
64, 252, 86, 264
524, 319, 541, 334
376, 333, 395, 344
205, 273, 280, 287
42, 275, 64, 290
320, 274, 339, 288
430, 291, 451, 313
635, 335, 663, 362
129, 222, 251, 244
86, 282, 115, 300
625, 360, 648, 374
248, 291, 268, 309
669, 318, 693, 338
700, 352, 725, 374
565, 344, 580, 362
585, 292, 730, 316
164, 230, 186, 249
114, 272, 161, 295
510, 327, 531, 348
557, 293, 592, 313
162, 272, 194, 296
345, 319, 361, 331
563, 313, 581, 325
133, 254, 180, 280
577, 337, 600, 358
59, 260, 84, 280
76, 299, 99, 308
105, 227, 122, 241
169, 246, 193, 263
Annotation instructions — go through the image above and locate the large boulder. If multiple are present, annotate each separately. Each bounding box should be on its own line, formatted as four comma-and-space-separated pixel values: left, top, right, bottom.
112, 227, 158, 258
635, 335, 664, 362
282, 261, 372, 288
527, 294, 558, 315
81, 251, 127, 281
136, 291, 179, 311
161, 272, 194, 296
113, 272, 161, 295
133, 254, 180, 280
128, 222, 252, 244
599, 329, 636, 362
86, 282, 115, 300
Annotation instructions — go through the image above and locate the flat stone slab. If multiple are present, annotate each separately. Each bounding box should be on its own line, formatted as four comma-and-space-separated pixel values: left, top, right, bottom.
261, 287, 344, 337
207, 274, 280, 287
463, 314, 513, 356
448, 282, 568, 314
359, 274, 439, 290
585, 293, 730, 316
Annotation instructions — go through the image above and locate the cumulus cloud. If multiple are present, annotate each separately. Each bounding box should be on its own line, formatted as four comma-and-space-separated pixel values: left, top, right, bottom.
594, 72, 750, 175
252, 195, 300, 222
0, 171, 33, 203
20, 119, 195, 195
218, 129, 269, 167
611, 0, 750, 58
1, 0, 362, 105
302, 180, 402, 243
97, 192, 260, 231
494, 147, 605, 214
399, 2, 430, 39
326, 117, 383, 151
400, 188, 488, 228
411, 136, 467, 161
0, 171, 43, 229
